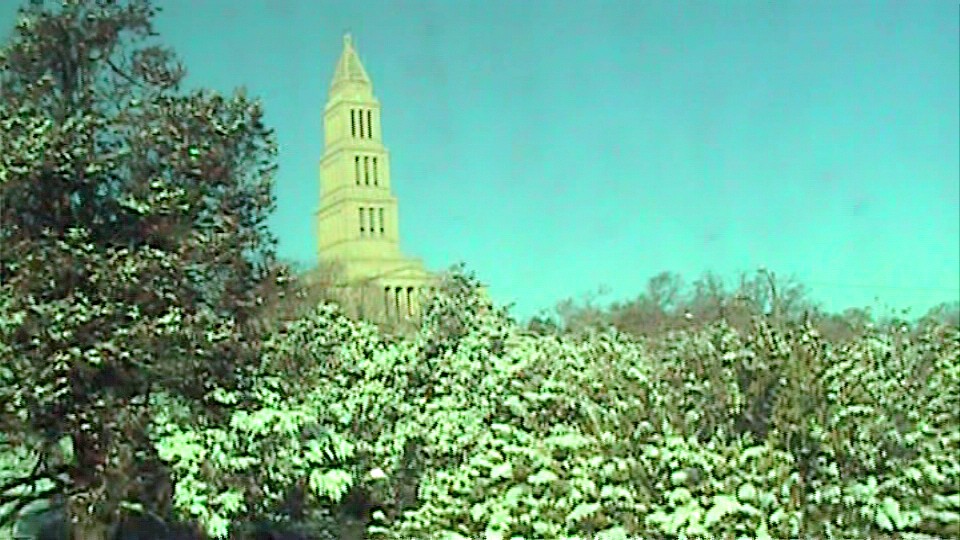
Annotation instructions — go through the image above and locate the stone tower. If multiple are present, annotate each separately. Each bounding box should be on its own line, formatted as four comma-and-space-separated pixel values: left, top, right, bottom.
315, 34, 435, 320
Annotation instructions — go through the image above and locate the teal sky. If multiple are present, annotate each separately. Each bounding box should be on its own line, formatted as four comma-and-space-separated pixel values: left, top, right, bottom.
2, 1, 958, 321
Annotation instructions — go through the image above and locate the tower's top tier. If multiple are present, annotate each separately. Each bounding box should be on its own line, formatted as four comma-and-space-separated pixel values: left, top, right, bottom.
329, 32, 374, 101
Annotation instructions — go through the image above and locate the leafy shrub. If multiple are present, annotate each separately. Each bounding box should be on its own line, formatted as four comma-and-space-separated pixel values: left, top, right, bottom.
136, 267, 959, 540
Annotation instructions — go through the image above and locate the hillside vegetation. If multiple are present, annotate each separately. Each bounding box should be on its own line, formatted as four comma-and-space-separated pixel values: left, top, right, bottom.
9, 266, 958, 539
162, 269, 960, 539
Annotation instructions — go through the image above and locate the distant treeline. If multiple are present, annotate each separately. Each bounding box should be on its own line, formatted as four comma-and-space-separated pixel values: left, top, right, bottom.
278, 264, 959, 342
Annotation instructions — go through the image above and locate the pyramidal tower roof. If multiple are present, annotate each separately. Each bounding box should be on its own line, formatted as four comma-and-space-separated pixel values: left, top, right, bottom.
329, 33, 372, 96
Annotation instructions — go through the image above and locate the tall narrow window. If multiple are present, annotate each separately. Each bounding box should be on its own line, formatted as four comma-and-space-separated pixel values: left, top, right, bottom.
407, 287, 414, 316
368, 206, 375, 234
378, 208, 384, 235
372, 157, 378, 185
367, 110, 373, 138
363, 156, 370, 185
358, 208, 365, 235
359, 109, 366, 138
350, 109, 356, 137
354, 156, 360, 185
394, 286, 401, 316
384, 287, 391, 317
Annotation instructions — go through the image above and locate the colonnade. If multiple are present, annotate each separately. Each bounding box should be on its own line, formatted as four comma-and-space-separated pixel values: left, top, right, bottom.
382, 285, 436, 319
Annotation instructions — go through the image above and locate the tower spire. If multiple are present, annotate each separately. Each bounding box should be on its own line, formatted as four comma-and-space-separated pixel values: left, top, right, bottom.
330, 32, 371, 95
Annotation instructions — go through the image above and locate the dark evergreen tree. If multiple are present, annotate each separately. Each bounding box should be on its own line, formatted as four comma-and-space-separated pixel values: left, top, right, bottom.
0, 0, 293, 536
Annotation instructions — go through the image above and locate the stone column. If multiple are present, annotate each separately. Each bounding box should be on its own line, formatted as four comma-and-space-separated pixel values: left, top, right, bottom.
397, 285, 408, 319
383, 286, 392, 319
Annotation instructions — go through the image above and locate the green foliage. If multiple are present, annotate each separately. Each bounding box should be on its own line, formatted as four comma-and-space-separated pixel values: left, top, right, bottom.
148, 384, 357, 538
0, 0, 291, 535
224, 267, 959, 540
640, 433, 803, 539
0, 434, 58, 537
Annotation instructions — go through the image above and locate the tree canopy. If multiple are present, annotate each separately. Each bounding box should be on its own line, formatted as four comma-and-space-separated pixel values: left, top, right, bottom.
0, 0, 291, 536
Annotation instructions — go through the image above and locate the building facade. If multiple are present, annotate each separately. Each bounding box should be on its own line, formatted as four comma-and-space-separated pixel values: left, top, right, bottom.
315, 34, 437, 320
